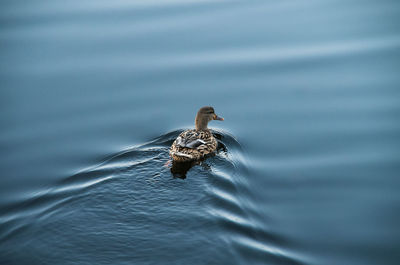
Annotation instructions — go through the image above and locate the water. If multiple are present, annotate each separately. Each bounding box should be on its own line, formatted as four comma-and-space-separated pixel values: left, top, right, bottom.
1, 0, 400, 264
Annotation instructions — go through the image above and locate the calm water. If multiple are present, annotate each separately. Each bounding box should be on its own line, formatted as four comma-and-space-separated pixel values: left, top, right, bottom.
1, 0, 400, 264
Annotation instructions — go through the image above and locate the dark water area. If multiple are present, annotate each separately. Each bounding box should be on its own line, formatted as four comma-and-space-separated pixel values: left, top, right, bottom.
1, 0, 400, 264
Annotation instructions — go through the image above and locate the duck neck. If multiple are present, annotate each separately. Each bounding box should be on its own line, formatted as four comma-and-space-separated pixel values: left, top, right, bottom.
195, 114, 209, 131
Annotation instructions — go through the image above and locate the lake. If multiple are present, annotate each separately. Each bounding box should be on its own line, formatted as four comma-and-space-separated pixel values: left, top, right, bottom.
1, 0, 400, 264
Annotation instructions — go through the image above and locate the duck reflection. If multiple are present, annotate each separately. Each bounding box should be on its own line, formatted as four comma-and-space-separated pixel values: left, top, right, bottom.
170, 155, 218, 179
170, 160, 199, 179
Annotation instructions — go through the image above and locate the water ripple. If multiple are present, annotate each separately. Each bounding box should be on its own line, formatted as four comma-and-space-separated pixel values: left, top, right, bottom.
0, 129, 297, 264
7, 35, 400, 75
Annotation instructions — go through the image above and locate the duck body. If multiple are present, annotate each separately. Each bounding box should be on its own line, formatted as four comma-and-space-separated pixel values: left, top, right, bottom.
170, 106, 223, 163
170, 129, 218, 162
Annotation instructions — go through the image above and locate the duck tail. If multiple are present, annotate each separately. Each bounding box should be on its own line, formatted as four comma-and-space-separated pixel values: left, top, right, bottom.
170, 151, 193, 159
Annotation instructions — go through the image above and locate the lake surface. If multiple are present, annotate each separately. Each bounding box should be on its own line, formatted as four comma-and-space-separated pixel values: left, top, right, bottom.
1, 0, 400, 264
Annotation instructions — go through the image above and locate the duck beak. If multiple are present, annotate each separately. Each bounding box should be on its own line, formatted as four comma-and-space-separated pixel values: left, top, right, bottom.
214, 114, 224, 121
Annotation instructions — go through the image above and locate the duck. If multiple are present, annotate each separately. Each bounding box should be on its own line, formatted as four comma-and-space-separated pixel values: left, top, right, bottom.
170, 106, 224, 162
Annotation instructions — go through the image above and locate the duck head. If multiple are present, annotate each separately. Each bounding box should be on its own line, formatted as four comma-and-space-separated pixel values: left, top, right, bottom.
195, 106, 224, 131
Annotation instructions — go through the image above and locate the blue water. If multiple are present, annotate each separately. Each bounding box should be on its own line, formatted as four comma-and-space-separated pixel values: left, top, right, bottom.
1, 0, 400, 264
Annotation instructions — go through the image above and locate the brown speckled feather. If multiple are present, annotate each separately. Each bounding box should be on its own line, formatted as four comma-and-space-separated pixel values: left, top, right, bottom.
170, 129, 218, 162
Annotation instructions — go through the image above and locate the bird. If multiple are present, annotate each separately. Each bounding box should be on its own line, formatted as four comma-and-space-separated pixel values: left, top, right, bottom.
170, 106, 224, 162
